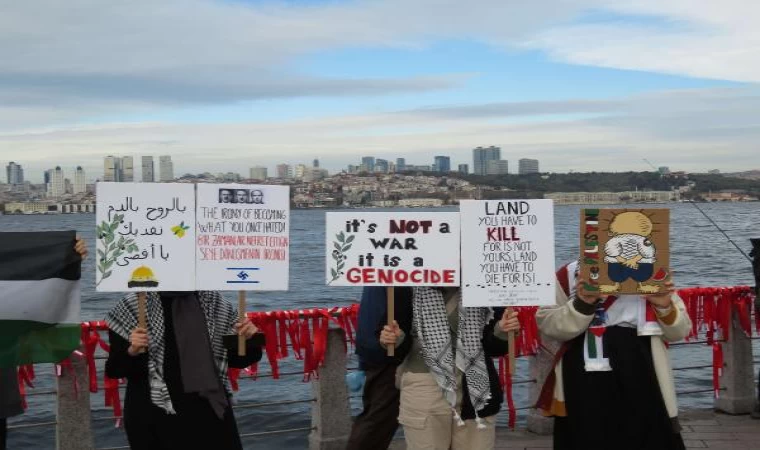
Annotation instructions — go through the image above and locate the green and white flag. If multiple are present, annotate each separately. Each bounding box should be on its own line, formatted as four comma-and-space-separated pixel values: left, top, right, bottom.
0, 231, 81, 368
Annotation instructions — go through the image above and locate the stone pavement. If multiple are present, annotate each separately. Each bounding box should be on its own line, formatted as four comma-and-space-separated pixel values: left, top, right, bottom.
390, 409, 760, 450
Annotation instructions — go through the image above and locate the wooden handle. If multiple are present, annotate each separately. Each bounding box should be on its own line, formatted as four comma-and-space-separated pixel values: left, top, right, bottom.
387, 287, 395, 357
137, 292, 147, 329
238, 291, 247, 357
507, 307, 516, 375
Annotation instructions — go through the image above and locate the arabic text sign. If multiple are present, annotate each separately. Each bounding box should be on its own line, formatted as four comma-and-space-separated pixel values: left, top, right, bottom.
96, 183, 196, 292
325, 212, 460, 287
195, 184, 290, 291
460, 200, 555, 307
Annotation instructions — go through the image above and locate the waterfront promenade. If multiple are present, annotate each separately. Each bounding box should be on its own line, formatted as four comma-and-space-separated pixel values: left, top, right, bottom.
388, 410, 760, 449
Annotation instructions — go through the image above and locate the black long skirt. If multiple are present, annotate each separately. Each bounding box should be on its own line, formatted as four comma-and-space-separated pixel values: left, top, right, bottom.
554, 326, 686, 450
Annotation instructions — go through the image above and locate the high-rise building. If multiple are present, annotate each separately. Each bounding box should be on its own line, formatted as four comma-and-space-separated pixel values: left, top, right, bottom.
473, 146, 501, 176
458, 164, 469, 175
159, 156, 174, 182
44, 169, 53, 185
313, 159, 320, 168
347, 165, 359, 174
6, 162, 24, 185
361, 157, 375, 173
433, 156, 451, 173
49, 166, 65, 197
276, 164, 293, 179
74, 166, 86, 194
658, 166, 671, 175
396, 158, 406, 172
518, 158, 539, 175
250, 166, 268, 180
486, 160, 509, 175
142, 156, 155, 182
295, 164, 307, 179
121, 156, 134, 182
104, 156, 121, 182
375, 159, 389, 174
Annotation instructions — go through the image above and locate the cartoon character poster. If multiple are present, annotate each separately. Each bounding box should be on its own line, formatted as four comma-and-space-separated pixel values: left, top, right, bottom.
580, 209, 670, 295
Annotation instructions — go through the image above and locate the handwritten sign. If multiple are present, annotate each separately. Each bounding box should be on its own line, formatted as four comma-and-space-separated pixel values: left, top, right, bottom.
460, 200, 555, 307
196, 184, 290, 291
325, 212, 460, 287
96, 182, 196, 292
580, 208, 670, 295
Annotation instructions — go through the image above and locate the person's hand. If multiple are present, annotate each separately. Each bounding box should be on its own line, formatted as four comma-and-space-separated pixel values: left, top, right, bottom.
498, 310, 520, 334
128, 327, 148, 356
234, 319, 259, 339
74, 237, 88, 259
645, 280, 675, 308
379, 321, 402, 348
575, 279, 600, 305
622, 259, 638, 269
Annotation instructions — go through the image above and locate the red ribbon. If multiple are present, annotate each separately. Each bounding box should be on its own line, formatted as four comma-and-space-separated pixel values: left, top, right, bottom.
16, 365, 35, 410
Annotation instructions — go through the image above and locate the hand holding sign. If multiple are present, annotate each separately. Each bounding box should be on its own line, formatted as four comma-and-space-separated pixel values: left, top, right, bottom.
498, 309, 520, 334
379, 320, 402, 349
128, 327, 148, 356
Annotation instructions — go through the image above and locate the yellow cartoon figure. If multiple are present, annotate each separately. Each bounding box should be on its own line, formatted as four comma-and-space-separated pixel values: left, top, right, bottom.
600, 211, 660, 295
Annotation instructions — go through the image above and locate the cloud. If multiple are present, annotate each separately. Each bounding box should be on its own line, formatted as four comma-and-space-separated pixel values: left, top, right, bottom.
3, 87, 759, 180
528, 0, 760, 83
0, 0, 582, 128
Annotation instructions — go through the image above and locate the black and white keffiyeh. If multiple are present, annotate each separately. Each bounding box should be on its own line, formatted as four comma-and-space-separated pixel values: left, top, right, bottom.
106, 291, 237, 414
411, 287, 493, 417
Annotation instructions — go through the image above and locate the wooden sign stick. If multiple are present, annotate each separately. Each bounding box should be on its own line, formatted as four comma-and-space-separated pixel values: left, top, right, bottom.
387, 286, 395, 357
137, 292, 147, 329
238, 290, 247, 357
507, 307, 516, 375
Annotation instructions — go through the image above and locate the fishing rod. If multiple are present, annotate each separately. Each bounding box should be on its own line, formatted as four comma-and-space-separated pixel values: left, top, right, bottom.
641, 158, 753, 263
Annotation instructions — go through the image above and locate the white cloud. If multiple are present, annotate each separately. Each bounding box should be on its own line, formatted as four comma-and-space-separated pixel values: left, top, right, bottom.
3, 87, 758, 180
529, 0, 760, 82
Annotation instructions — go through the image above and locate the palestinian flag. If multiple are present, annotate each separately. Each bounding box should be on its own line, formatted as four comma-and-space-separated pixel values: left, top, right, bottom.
0, 231, 81, 368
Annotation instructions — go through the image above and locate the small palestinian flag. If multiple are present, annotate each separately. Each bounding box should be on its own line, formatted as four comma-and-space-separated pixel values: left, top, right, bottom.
0, 231, 81, 368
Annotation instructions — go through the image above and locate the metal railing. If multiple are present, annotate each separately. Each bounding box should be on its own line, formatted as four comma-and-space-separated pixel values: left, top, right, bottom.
8, 291, 758, 450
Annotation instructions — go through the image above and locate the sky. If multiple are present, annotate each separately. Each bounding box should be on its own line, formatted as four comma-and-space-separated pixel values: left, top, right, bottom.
1, 0, 759, 182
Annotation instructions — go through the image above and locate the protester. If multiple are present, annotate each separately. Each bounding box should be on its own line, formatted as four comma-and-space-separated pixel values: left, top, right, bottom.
536, 261, 691, 450
0, 237, 87, 450
105, 290, 263, 450
346, 287, 410, 450
379, 287, 519, 450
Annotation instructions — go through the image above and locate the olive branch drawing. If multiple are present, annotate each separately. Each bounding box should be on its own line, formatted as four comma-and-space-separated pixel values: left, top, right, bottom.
328, 231, 355, 284
96, 213, 140, 286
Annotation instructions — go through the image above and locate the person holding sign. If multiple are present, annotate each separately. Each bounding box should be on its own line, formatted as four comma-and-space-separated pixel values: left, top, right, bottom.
536, 261, 690, 450
379, 287, 520, 450
105, 291, 263, 450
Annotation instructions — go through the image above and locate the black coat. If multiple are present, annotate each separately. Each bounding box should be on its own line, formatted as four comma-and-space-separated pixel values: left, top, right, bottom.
383, 288, 509, 420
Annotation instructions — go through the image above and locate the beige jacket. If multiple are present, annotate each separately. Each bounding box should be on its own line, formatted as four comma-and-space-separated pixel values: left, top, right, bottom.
535, 283, 692, 418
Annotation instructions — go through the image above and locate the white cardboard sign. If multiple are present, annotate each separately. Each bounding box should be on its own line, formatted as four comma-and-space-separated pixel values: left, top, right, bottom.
460, 200, 555, 307
195, 183, 290, 291
95, 182, 196, 292
325, 212, 460, 287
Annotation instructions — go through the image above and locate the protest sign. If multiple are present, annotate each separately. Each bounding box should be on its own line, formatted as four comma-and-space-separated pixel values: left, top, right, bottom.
96, 182, 196, 293
460, 200, 555, 307
196, 184, 290, 291
580, 208, 670, 295
325, 212, 460, 287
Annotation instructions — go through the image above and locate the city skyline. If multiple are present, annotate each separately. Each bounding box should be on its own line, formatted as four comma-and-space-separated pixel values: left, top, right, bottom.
0, 2, 758, 178
1, 150, 741, 185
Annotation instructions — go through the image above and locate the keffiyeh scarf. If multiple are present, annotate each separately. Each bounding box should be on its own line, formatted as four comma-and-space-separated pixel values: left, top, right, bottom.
106, 291, 237, 414
411, 287, 493, 421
